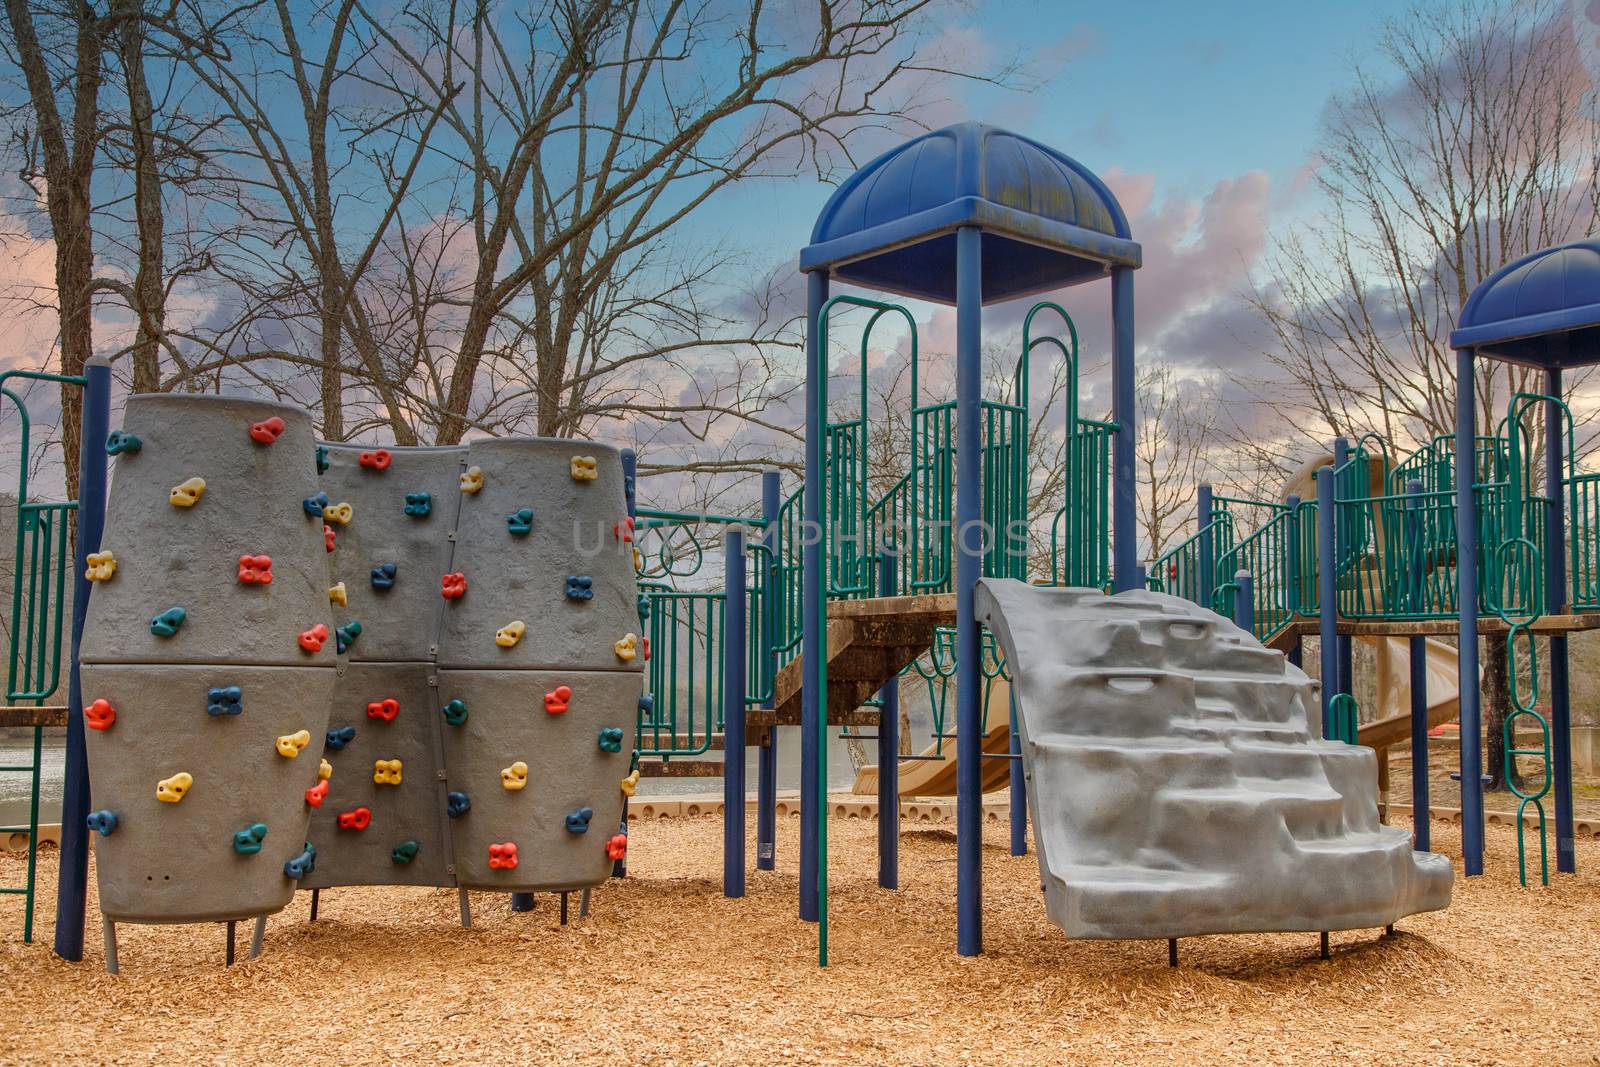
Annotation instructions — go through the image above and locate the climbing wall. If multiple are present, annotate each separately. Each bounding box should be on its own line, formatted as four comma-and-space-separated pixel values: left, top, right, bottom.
79, 396, 336, 922
435, 440, 640, 890
302, 444, 466, 890
974, 578, 1453, 940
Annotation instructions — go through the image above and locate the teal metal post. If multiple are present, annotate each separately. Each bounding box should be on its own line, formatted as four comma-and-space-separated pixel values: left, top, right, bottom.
1286, 493, 1302, 668
723, 530, 747, 898
955, 225, 983, 956
1197, 484, 1215, 601
801, 269, 828, 923
1316, 467, 1337, 737
55, 355, 110, 961
757, 470, 780, 872
1333, 437, 1353, 701
1455, 346, 1484, 875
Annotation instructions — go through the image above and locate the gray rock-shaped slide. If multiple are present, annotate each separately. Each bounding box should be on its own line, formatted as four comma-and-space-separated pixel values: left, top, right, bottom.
975, 580, 1453, 940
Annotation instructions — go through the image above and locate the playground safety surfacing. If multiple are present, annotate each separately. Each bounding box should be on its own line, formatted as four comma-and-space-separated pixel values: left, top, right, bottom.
1, 818, 1596, 1066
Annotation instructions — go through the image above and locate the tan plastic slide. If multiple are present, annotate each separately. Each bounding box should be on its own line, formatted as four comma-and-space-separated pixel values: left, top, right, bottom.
851, 637, 1464, 797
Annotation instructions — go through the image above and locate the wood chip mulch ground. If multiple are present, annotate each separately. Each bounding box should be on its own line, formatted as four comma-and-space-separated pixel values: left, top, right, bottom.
0, 813, 1595, 1066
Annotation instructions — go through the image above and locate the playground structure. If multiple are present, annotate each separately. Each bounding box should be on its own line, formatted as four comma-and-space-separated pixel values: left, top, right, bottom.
3, 124, 1598, 969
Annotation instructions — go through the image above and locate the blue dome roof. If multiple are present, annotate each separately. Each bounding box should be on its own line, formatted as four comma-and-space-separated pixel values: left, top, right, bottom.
800, 122, 1140, 305
1451, 240, 1600, 366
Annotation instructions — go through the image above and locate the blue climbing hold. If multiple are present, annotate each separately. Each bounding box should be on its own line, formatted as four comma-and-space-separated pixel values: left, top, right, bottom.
370, 562, 397, 590
598, 727, 624, 753
446, 791, 471, 818
85, 810, 118, 836
564, 806, 594, 834
315, 446, 329, 474
326, 725, 356, 750
506, 507, 534, 536
440, 698, 468, 726
302, 490, 330, 518
232, 822, 268, 855
565, 575, 594, 601
335, 620, 362, 654
206, 685, 243, 717
638, 694, 655, 719
636, 593, 650, 627
105, 430, 141, 456
404, 492, 432, 518
284, 842, 316, 879
150, 606, 187, 638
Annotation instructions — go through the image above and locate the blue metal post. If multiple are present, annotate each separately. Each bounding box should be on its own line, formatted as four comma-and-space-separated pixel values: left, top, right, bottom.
54, 356, 110, 961
954, 225, 984, 957
1316, 467, 1337, 737
1111, 266, 1137, 592
723, 530, 747, 898
800, 270, 828, 921
1545, 368, 1575, 873
602, 446, 641, 887
1197, 484, 1215, 601
1408, 634, 1430, 852
877, 547, 899, 889
1233, 570, 1254, 636
1007, 694, 1026, 856
1455, 346, 1484, 875
757, 470, 780, 872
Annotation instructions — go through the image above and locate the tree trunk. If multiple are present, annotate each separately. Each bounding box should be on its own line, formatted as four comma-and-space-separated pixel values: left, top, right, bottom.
1483, 633, 1522, 792
118, 0, 163, 394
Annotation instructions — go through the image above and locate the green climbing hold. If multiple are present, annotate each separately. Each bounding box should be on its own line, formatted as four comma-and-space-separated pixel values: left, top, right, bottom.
598, 727, 624, 753
441, 698, 468, 726
106, 430, 142, 456
150, 606, 187, 637
335, 620, 362, 654
315, 446, 329, 474
232, 823, 268, 855
391, 840, 420, 865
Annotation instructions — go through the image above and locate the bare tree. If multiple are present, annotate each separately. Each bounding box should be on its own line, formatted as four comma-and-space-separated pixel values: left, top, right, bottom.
1247, 0, 1600, 459
1135, 362, 1214, 561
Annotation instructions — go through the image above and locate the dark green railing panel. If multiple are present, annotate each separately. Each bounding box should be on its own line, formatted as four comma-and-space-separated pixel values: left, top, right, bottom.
6, 501, 75, 703
1050, 418, 1115, 588
637, 585, 727, 759
1213, 504, 1298, 642
1146, 513, 1236, 607
981, 399, 1029, 581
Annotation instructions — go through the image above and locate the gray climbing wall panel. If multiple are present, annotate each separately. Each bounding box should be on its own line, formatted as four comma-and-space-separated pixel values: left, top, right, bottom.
975, 579, 1453, 940
80, 396, 336, 924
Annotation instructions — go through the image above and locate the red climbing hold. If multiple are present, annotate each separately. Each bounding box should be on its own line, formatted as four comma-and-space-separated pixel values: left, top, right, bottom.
299, 623, 329, 653
441, 572, 467, 599
543, 685, 572, 715
84, 698, 116, 731
366, 698, 400, 722
305, 779, 329, 807
337, 806, 372, 831
643, 637, 650, 662
324, 524, 336, 552
488, 842, 518, 870
238, 554, 274, 584
613, 516, 635, 542
249, 416, 286, 444
606, 834, 627, 861
358, 449, 392, 471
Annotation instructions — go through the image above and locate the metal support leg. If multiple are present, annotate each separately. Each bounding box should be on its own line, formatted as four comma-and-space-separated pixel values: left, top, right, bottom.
102, 918, 118, 975
758, 470, 780, 873
249, 915, 267, 959
1008, 695, 1026, 857
226, 921, 236, 967
511, 893, 534, 913
1409, 635, 1430, 852
1455, 346, 1484, 875
309, 888, 320, 921
878, 547, 900, 889
954, 226, 984, 957
458, 888, 472, 929
1167, 938, 1178, 968
579, 889, 591, 919
723, 531, 748, 899
560, 892, 569, 925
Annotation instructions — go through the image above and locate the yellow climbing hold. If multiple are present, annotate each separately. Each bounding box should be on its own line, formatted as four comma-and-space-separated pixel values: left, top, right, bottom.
322, 501, 354, 525
495, 621, 526, 648
500, 761, 529, 791
156, 772, 193, 803
328, 582, 347, 607
318, 758, 333, 781
570, 455, 598, 481
460, 466, 484, 493
373, 758, 403, 786
275, 730, 312, 758
619, 770, 640, 798
614, 633, 639, 662
169, 477, 206, 507
85, 551, 117, 582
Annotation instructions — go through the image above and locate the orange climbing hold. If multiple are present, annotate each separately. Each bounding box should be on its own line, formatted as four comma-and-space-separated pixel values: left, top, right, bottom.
358, 449, 392, 470
299, 623, 329, 653
237, 554, 273, 584
613, 516, 635, 542
337, 806, 372, 831
606, 834, 627, 861
249, 416, 286, 444
84, 698, 116, 731
543, 685, 572, 715
488, 842, 518, 870
366, 698, 400, 722
441, 572, 467, 599
305, 779, 329, 807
